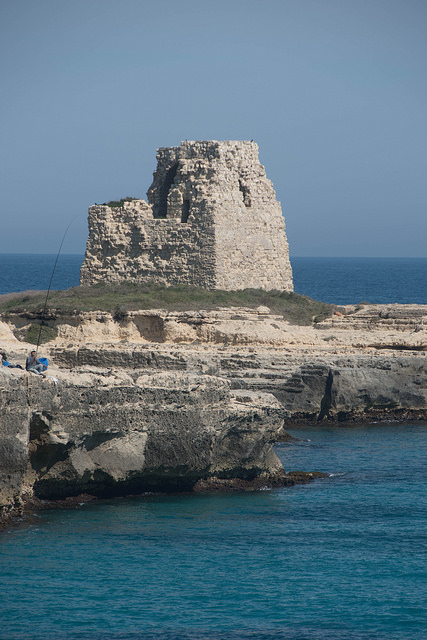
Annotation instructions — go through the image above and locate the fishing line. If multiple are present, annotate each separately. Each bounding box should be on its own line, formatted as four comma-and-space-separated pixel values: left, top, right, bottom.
35, 218, 76, 356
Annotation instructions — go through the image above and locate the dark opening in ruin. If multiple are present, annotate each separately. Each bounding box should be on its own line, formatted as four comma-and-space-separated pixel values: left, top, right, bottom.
238, 180, 251, 207
181, 199, 190, 223
155, 162, 178, 218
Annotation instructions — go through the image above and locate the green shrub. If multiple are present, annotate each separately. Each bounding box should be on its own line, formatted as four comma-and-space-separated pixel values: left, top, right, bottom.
102, 197, 138, 208
14, 323, 58, 345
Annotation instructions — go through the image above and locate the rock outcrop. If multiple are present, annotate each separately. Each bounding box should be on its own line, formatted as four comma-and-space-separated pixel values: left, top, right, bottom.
1, 301, 426, 521
0, 366, 285, 518
80, 141, 293, 291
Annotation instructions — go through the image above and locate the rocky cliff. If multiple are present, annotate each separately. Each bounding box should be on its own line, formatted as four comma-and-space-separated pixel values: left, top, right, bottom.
47, 306, 426, 423
1, 302, 426, 521
0, 365, 286, 519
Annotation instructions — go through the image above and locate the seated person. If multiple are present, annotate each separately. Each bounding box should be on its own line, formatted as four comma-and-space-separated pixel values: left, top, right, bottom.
1, 352, 23, 369
25, 350, 46, 377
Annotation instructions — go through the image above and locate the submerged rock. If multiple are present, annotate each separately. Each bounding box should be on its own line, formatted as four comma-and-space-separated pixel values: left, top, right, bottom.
193, 470, 327, 493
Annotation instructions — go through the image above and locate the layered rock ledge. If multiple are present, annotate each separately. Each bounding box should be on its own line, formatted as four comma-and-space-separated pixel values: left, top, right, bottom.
1, 302, 426, 522
0, 367, 286, 521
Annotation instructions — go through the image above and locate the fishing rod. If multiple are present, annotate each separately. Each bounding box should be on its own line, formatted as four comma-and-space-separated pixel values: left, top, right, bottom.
35, 219, 75, 356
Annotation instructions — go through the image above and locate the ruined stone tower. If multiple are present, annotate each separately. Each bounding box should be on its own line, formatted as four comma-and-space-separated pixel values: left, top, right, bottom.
80, 140, 293, 291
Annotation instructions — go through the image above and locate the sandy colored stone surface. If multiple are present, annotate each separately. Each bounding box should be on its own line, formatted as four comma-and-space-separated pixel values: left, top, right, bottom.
2, 302, 426, 352
1, 302, 426, 417
1, 302, 426, 519
80, 141, 293, 291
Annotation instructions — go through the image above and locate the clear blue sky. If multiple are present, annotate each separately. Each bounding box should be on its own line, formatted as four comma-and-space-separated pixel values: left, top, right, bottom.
1, 0, 426, 257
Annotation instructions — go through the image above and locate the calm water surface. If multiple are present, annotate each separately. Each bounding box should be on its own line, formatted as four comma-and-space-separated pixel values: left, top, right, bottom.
1, 258, 426, 638
0, 254, 82, 295
291, 257, 427, 305
0, 254, 426, 304
1, 424, 426, 640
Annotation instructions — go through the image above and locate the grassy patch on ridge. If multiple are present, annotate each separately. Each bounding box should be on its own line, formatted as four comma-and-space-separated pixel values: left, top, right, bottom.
0, 283, 336, 326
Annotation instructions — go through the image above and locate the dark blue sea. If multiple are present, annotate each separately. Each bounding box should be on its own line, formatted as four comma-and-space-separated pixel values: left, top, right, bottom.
0, 254, 426, 304
0, 257, 426, 639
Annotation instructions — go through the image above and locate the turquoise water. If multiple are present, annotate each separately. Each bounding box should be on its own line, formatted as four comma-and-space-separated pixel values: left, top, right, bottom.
1, 259, 426, 637
1, 424, 426, 640
1, 254, 426, 304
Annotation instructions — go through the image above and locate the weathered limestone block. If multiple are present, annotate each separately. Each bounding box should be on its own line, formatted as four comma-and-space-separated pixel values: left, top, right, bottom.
0, 368, 285, 513
0, 371, 31, 511
80, 141, 293, 291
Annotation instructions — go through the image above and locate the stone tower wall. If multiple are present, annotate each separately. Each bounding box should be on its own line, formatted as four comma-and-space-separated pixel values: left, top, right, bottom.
80, 140, 293, 291
80, 199, 217, 288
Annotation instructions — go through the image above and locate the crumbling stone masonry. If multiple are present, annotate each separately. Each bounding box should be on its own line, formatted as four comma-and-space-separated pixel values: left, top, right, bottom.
80, 140, 293, 291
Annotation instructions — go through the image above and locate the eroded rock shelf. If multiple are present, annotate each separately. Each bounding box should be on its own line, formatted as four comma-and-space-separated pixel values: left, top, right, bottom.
1, 302, 426, 522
